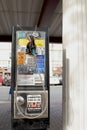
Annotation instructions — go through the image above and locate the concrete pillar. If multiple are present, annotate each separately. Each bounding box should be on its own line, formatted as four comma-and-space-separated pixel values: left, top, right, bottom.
63, 0, 87, 130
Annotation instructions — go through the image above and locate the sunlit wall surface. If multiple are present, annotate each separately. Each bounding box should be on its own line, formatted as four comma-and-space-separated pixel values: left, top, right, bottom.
0, 42, 11, 68
63, 0, 87, 130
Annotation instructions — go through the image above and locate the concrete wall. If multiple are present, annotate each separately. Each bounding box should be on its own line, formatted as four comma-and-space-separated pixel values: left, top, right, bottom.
0, 86, 10, 101
63, 0, 87, 130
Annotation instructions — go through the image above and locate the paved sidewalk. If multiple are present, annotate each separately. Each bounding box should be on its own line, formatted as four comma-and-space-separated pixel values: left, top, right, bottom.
0, 86, 62, 130
0, 102, 11, 130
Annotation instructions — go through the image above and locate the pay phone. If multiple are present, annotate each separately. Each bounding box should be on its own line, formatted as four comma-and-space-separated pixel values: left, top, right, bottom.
11, 26, 50, 130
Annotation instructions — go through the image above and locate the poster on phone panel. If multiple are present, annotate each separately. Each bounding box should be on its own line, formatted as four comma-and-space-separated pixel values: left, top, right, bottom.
16, 31, 46, 86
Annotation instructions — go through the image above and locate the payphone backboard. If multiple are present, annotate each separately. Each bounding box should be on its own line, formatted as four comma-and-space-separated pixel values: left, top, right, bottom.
11, 26, 50, 130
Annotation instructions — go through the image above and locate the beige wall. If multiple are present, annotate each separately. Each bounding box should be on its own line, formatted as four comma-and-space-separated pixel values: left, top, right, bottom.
63, 0, 87, 130
0, 42, 11, 68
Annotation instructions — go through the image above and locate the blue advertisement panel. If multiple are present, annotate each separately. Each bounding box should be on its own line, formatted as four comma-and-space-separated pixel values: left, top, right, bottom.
35, 55, 45, 73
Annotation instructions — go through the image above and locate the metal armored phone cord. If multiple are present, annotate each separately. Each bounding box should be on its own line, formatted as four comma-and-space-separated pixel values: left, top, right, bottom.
15, 54, 48, 119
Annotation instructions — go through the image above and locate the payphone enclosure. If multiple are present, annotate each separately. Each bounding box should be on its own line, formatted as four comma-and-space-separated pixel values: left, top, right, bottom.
11, 26, 50, 130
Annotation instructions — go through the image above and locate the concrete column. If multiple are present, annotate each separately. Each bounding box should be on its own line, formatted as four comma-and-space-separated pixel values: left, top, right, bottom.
63, 0, 87, 130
